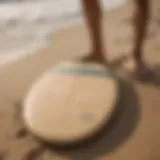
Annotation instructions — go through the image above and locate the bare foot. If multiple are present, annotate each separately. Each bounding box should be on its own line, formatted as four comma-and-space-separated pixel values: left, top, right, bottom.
79, 53, 107, 64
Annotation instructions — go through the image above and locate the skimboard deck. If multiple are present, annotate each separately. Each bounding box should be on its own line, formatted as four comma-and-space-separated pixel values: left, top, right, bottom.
23, 61, 119, 144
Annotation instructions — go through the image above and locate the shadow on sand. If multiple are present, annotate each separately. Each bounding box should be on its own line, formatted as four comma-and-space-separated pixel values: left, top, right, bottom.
138, 64, 160, 87
41, 78, 141, 160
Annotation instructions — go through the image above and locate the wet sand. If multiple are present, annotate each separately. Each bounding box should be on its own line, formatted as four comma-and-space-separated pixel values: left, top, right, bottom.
0, 0, 160, 159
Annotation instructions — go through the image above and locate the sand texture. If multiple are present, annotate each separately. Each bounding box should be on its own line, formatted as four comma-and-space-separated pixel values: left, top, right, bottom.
0, 0, 160, 159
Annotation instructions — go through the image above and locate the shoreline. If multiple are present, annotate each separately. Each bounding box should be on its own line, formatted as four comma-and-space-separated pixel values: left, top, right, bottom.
0, 0, 127, 66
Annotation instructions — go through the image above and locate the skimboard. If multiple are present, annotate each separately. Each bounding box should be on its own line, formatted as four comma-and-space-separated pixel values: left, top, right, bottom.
23, 61, 119, 145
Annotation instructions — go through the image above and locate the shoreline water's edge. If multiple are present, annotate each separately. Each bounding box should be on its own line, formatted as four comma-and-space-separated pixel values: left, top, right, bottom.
0, 0, 127, 66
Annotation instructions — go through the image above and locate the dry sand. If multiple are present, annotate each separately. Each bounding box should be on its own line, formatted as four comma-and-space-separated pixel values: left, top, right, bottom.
0, 0, 160, 159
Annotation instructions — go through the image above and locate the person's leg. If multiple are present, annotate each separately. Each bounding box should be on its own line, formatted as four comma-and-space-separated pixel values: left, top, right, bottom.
81, 0, 106, 62
133, 0, 150, 74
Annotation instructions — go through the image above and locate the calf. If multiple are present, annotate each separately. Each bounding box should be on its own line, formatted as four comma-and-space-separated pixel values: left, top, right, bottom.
81, 0, 150, 77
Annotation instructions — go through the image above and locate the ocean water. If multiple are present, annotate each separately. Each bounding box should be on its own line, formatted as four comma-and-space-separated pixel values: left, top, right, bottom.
0, 0, 126, 65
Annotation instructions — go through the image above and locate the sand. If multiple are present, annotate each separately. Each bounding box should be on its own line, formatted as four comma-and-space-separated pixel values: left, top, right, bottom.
0, 0, 160, 159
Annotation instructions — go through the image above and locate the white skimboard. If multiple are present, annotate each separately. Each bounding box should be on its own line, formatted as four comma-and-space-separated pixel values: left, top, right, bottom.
23, 61, 119, 144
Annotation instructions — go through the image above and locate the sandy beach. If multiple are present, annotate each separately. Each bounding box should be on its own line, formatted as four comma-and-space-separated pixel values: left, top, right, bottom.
0, 0, 160, 159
